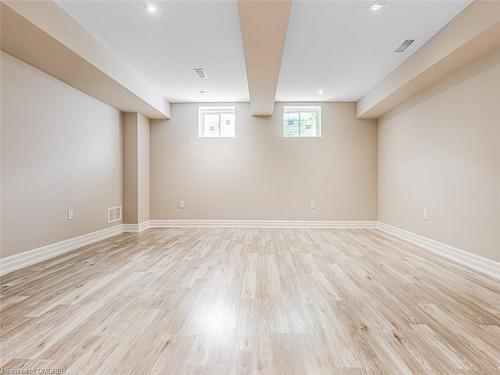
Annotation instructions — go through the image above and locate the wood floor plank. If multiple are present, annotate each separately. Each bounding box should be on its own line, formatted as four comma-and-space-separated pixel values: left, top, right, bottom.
0, 228, 498, 374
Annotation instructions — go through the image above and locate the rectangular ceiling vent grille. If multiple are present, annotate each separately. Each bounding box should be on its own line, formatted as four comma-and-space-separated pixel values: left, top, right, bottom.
395, 39, 415, 52
193, 68, 208, 79
107, 206, 122, 224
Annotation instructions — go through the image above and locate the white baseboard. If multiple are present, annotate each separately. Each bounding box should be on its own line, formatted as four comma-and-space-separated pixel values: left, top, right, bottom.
377, 222, 499, 280
122, 221, 150, 233
0, 225, 123, 276
148, 220, 378, 229
2, 220, 497, 280
0, 220, 374, 276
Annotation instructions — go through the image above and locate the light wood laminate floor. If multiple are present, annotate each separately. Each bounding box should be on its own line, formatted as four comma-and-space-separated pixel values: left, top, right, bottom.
0, 228, 499, 374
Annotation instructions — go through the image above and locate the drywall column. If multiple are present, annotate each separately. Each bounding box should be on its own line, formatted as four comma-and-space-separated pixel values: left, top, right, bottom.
123, 112, 150, 225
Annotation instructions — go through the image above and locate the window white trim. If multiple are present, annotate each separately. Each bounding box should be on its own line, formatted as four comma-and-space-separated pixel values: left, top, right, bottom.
198, 106, 236, 138
283, 105, 322, 138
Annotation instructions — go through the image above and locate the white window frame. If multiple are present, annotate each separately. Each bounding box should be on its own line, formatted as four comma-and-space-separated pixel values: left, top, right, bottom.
283, 105, 322, 138
198, 106, 236, 138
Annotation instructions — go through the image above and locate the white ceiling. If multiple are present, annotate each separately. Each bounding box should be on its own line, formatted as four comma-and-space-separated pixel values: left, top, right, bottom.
277, 0, 471, 102
57, 0, 470, 104
57, 0, 249, 103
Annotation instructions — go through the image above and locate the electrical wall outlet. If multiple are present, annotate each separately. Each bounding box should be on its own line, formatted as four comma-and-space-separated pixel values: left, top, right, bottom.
423, 209, 429, 221
179, 200, 185, 209
67, 208, 74, 220
310, 200, 316, 209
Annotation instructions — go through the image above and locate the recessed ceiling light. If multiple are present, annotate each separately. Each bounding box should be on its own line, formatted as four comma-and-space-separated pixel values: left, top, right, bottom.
317, 89, 324, 95
200, 90, 209, 94
145, 3, 157, 13
370, 1, 385, 11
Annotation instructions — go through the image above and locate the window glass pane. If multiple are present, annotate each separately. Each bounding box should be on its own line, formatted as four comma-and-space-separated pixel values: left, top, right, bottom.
299, 111, 318, 137
203, 114, 220, 137
220, 113, 235, 137
284, 112, 300, 137
199, 106, 235, 137
283, 106, 321, 137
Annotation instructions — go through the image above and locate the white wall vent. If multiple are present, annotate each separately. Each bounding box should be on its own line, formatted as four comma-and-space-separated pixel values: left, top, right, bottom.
193, 68, 208, 79
107, 206, 122, 223
395, 39, 415, 52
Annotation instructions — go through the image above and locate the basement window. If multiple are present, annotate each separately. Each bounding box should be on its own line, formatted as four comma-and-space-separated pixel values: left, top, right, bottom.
199, 106, 235, 137
283, 105, 321, 137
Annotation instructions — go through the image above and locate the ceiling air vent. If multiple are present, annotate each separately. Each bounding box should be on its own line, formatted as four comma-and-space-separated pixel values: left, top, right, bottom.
395, 39, 415, 52
193, 68, 208, 79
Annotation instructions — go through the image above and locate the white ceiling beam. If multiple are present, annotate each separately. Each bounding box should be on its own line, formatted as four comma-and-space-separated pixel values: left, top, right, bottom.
0, 1, 170, 119
357, 1, 500, 119
238, 0, 291, 116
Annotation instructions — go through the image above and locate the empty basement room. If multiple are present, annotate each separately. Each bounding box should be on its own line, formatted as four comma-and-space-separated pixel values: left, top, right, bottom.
1, 0, 500, 373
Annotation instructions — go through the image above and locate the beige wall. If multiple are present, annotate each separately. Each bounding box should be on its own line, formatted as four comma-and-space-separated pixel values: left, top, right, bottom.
150, 102, 377, 221
1, 52, 122, 258
378, 48, 500, 262
122, 112, 150, 224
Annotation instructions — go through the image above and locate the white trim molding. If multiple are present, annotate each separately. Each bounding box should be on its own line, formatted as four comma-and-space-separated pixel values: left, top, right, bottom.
377, 222, 499, 280
0, 220, 375, 276
148, 220, 378, 229
122, 221, 151, 233
2, 220, 497, 281
0, 225, 123, 276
